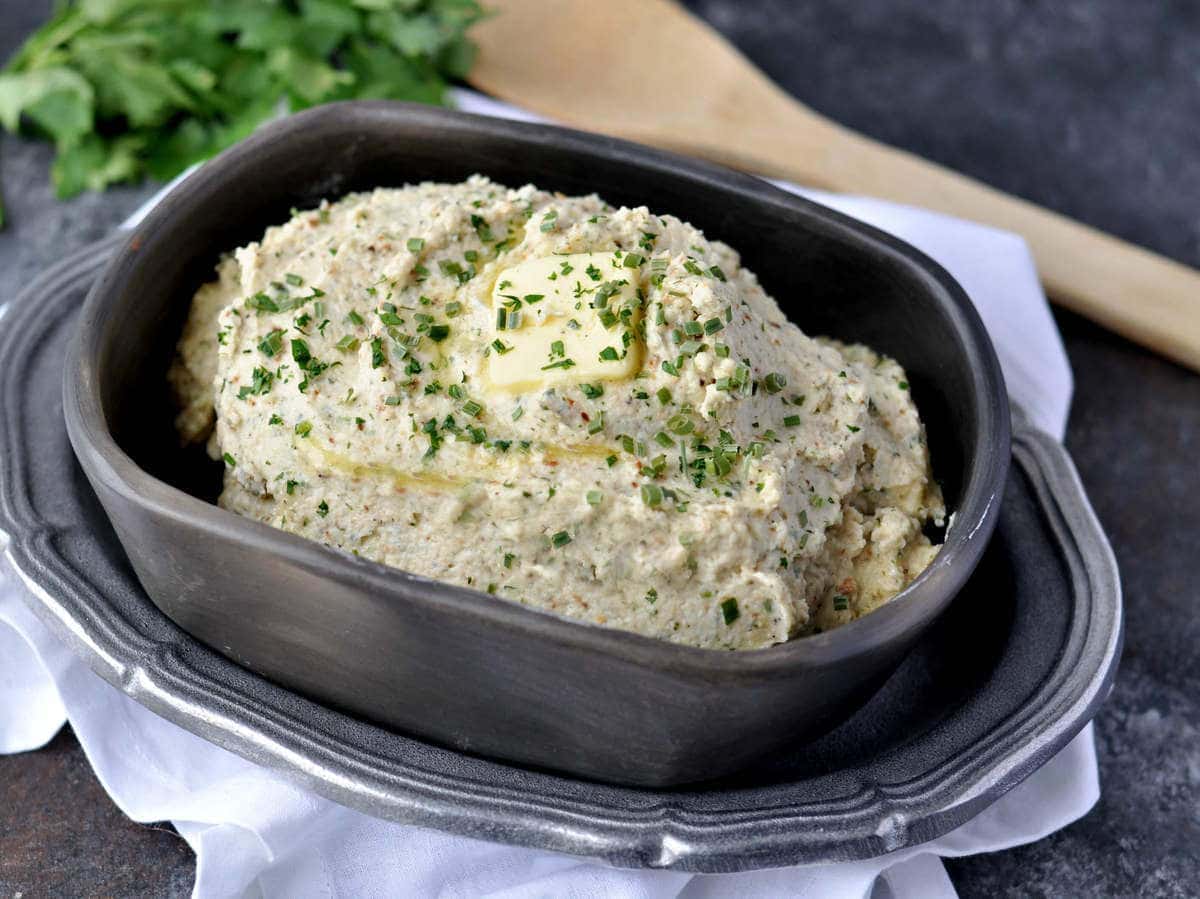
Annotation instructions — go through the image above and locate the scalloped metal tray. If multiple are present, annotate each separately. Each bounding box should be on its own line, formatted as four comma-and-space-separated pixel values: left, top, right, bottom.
0, 237, 1121, 872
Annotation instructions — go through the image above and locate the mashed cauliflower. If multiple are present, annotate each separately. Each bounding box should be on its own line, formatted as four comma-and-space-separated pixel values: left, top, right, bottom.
170, 176, 943, 650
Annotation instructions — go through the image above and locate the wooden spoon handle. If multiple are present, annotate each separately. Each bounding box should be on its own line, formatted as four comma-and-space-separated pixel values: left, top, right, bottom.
835, 131, 1200, 370
651, 122, 1200, 371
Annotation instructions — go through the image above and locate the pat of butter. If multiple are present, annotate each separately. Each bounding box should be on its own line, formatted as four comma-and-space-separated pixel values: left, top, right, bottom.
488, 252, 643, 391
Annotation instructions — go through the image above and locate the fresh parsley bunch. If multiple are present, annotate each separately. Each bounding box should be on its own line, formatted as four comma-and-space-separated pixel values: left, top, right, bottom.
0, 0, 483, 211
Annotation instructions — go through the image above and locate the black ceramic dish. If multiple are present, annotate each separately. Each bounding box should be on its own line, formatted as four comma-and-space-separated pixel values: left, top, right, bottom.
1, 237, 1119, 871
62, 102, 1010, 787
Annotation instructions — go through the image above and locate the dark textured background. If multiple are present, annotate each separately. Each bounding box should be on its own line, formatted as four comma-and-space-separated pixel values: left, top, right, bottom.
2, 1, 1198, 896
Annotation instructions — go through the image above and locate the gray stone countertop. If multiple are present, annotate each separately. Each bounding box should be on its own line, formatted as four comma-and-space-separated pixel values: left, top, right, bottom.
1, 1, 1197, 896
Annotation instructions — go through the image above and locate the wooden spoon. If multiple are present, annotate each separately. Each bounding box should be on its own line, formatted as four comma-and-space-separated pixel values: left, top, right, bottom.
469, 0, 1200, 372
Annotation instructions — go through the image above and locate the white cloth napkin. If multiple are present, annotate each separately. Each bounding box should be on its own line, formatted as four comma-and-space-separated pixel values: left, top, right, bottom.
0, 90, 1094, 898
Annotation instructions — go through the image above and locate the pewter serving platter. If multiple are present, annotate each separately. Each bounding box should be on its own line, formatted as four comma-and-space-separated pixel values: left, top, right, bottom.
0, 237, 1121, 872
63, 102, 1012, 789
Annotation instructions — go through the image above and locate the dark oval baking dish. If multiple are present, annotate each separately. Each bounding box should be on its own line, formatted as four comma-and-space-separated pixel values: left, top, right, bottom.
64, 101, 1010, 787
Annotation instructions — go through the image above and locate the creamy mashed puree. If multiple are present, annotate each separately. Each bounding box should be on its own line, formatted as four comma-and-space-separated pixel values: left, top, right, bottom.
170, 176, 944, 650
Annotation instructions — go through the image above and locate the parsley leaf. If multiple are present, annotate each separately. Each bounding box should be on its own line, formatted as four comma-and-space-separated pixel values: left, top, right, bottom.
0, 0, 484, 220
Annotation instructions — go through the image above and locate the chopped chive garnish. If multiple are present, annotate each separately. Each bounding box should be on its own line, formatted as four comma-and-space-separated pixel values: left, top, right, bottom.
347, 309, 364, 326
656, 387, 672, 405
268, 413, 283, 425
246, 292, 278, 314
258, 329, 284, 356
703, 317, 723, 334
898, 380, 909, 390
551, 530, 571, 547
641, 483, 663, 507
586, 490, 603, 506
462, 399, 483, 418
580, 383, 604, 399
427, 324, 450, 342
720, 597, 739, 624
445, 301, 462, 318
598, 347, 620, 361
384, 395, 402, 406
605, 454, 618, 467
492, 339, 512, 355
833, 594, 850, 611
666, 414, 693, 435
316, 500, 329, 518
512, 406, 524, 421
295, 420, 313, 437
407, 237, 425, 252
763, 372, 787, 393
469, 214, 494, 241
709, 265, 727, 282
783, 415, 802, 427
683, 321, 704, 337
653, 431, 675, 448
370, 337, 385, 368
847, 424, 861, 433
237, 366, 275, 400
335, 334, 360, 353
285, 272, 304, 286
622, 252, 645, 268
222, 452, 236, 467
